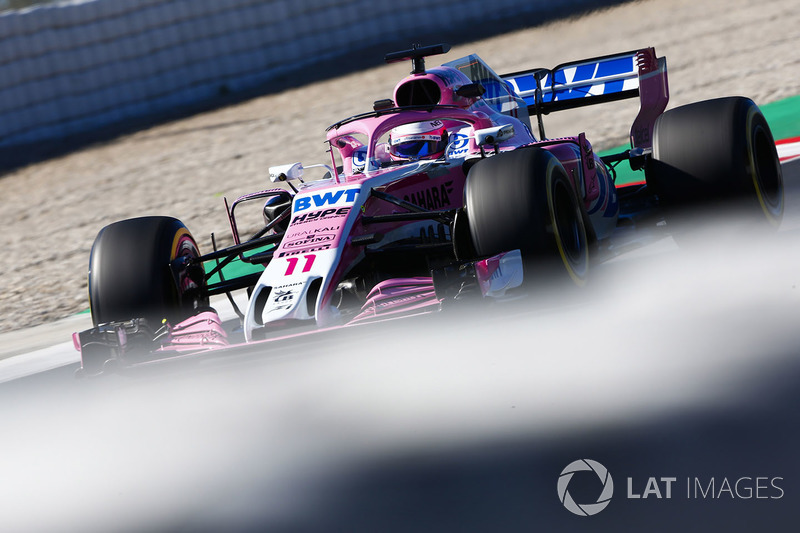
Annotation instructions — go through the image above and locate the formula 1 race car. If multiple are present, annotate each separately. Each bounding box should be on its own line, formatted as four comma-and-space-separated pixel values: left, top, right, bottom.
73, 43, 784, 376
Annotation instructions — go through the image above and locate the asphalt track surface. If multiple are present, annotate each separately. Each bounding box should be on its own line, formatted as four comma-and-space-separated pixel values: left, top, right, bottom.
0, 158, 797, 532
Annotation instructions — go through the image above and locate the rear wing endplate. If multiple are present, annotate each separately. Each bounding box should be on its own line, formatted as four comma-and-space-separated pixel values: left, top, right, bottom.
501, 48, 669, 149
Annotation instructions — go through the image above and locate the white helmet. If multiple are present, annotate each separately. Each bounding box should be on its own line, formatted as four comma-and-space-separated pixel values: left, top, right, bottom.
389, 120, 449, 160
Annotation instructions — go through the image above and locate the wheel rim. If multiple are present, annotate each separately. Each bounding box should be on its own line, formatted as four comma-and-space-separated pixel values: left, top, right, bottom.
751, 123, 783, 224
551, 178, 589, 284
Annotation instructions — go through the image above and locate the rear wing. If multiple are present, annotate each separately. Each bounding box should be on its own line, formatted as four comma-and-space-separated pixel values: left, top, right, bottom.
501, 48, 669, 149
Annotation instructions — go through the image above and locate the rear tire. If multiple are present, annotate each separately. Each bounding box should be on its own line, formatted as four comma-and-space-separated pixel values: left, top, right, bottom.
88, 216, 207, 326
647, 97, 784, 230
465, 147, 590, 286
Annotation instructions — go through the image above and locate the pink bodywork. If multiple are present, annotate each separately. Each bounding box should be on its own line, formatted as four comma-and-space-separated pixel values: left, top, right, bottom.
630, 47, 670, 150
256, 103, 537, 328
157, 311, 228, 352
325, 107, 497, 176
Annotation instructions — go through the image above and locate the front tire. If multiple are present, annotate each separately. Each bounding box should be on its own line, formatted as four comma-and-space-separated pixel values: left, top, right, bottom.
88, 216, 207, 326
465, 147, 590, 286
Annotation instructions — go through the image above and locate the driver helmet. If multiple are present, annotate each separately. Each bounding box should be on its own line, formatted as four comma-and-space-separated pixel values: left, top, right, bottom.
389, 120, 449, 160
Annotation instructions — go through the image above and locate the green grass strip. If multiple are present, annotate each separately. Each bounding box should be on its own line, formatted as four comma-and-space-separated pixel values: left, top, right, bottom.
203, 244, 271, 284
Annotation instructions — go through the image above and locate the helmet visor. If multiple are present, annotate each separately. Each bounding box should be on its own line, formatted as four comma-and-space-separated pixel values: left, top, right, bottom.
391, 139, 443, 159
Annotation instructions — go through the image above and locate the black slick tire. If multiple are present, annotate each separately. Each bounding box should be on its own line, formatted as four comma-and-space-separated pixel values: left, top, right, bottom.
647, 97, 784, 229
88, 216, 207, 326
465, 147, 590, 286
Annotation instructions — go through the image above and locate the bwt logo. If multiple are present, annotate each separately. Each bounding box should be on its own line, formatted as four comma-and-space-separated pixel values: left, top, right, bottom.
294, 188, 360, 212
446, 132, 470, 158
557, 459, 614, 516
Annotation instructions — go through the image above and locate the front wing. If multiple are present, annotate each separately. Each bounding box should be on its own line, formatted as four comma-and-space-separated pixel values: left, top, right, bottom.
73, 251, 524, 376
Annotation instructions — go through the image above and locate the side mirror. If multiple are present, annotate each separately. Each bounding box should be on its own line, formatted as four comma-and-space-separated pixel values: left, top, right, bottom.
269, 162, 304, 183
474, 124, 515, 147
456, 83, 486, 98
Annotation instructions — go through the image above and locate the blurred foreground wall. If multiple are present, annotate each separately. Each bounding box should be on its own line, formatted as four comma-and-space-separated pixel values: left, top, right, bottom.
0, 0, 608, 149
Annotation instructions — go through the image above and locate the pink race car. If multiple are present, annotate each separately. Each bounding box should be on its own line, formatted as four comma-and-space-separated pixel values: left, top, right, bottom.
74, 44, 783, 375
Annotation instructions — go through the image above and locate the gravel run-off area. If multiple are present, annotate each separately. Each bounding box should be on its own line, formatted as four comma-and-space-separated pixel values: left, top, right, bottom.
1, 0, 798, 334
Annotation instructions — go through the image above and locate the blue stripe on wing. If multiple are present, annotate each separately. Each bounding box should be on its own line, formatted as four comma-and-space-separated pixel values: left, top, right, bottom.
597, 56, 634, 77
511, 74, 538, 93
553, 83, 599, 101
573, 63, 597, 83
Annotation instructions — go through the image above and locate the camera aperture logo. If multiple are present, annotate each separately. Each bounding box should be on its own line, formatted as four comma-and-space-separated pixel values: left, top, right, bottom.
557, 459, 614, 516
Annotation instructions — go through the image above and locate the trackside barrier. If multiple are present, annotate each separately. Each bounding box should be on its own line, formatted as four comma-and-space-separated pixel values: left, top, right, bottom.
0, 0, 616, 149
